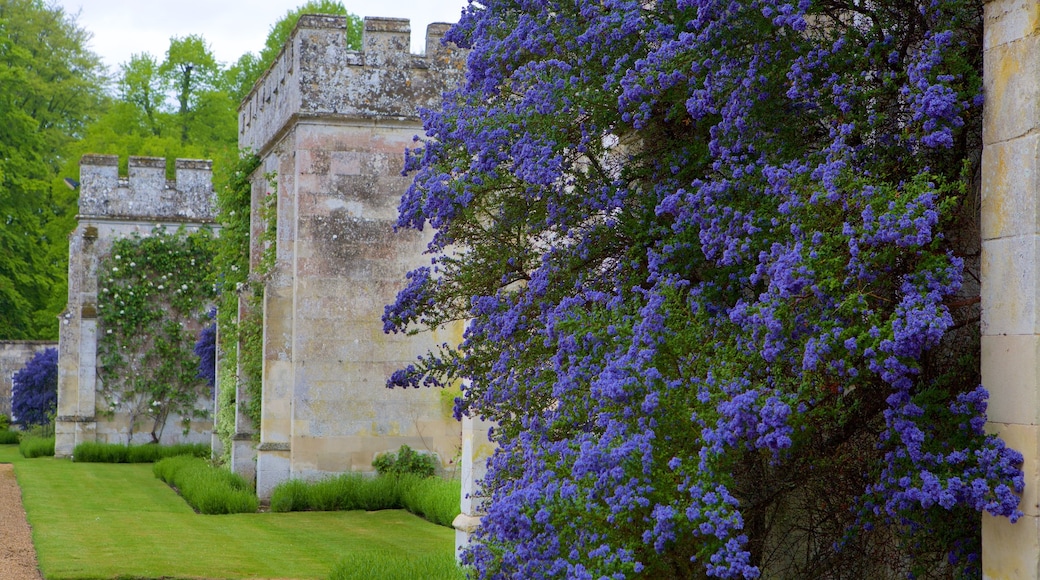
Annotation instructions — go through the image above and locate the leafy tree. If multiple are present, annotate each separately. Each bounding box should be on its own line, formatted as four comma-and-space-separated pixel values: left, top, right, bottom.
0, 0, 107, 340
387, 0, 1021, 578
160, 35, 219, 144
12, 348, 57, 426
119, 53, 167, 137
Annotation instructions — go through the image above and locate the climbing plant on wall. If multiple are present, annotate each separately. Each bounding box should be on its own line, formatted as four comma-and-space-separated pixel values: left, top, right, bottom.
211, 152, 276, 463
97, 226, 216, 443
387, 0, 1022, 578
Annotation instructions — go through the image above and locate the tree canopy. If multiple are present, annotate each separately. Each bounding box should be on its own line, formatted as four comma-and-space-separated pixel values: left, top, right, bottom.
0, 0, 106, 339
387, 0, 1021, 577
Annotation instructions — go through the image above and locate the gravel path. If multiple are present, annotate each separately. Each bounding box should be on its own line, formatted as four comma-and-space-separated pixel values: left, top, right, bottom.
0, 464, 42, 580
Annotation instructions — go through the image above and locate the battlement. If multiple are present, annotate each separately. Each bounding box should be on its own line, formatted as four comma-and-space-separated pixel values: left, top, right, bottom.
239, 15, 466, 153
78, 155, 215, 221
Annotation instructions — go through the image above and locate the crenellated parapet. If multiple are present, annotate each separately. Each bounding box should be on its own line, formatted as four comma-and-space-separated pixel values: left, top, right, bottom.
78, 155, 215, 222
238, 15, 465, 153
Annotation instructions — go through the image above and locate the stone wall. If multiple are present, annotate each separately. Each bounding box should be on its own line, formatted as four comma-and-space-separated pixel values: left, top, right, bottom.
0, 341, 57, 420
236, 15, 467, 499
982, 0, 1040, 576
55, 155, 217, 457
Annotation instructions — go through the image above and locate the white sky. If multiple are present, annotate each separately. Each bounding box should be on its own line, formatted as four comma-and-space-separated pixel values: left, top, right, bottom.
54, 0, 469, 73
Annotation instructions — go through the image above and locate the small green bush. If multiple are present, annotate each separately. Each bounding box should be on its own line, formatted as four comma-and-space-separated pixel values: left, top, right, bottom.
0, 430, 20, 444
19, 436, 54, 458
270, 473, 460, 528
328, 551, 467, 580
153, 456, 258, 514
73, 441, 209, 463
397, 475, 462, 528
372, 445, 437, 478
0, 414, 10, 431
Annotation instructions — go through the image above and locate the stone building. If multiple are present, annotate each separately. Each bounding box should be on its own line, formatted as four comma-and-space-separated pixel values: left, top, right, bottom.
54, 155, 216, 456
233, 14, 474, 499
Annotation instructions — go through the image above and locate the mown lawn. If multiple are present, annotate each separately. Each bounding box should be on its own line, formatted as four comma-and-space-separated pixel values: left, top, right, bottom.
0, 445, 456, 580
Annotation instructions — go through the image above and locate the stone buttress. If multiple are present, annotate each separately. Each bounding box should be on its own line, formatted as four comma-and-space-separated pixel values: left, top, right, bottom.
236, 15, 470, 500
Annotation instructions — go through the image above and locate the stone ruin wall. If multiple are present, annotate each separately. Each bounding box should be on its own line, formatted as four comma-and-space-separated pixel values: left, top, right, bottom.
54, 155, 217, 457
235, 14, 487, 500
0, 341, 57, 420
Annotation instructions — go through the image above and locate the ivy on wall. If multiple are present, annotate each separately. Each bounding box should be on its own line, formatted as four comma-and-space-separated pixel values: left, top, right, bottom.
211, 152, 276, 464
97, 226, 216, 443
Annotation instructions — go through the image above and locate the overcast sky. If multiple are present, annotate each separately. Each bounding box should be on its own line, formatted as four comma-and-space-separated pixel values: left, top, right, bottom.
54, 0, 469, 73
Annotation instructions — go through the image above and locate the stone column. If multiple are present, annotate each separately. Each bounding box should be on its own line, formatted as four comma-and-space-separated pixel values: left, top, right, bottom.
982, 0, 1040, 576
453, 415, 494, 558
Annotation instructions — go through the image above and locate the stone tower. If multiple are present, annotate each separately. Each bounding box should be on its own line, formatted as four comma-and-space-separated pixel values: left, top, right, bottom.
235, 15, 467, 498
55, 155, 216, 456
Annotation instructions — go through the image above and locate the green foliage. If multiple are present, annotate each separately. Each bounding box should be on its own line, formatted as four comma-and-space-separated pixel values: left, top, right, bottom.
372, 445, 437, 478
19, 436, 54, 458
0, 0, 107, 340
269, 473, 460, 528
160, 34, 220, 144
0, 414, 10, 431
0, 430, 20, 444
212, 153, 272, 447
396, 475, 462, 528
97, 226, 216, 443
72, 441, 209, 463
153, 455, 258, 514
328, 551, 467, 580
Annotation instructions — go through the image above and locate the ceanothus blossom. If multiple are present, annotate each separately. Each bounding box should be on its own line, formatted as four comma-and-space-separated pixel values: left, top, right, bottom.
386, 0, 1021, 578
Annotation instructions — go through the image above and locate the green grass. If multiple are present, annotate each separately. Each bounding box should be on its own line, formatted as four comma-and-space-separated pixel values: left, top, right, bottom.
270, 473, 461, 527
329, 551, 467, 580
0, 430, 20, 444
0, 445, 460, 579
19, 435, 54, 458
73, 441, 209, 463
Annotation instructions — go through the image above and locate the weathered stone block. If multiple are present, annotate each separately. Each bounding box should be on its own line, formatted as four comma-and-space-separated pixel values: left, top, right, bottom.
983, 334, 1040, 425
982, 133, 1040, 240
983, 33, 1040, 145
983, 512, 1040, 579
981, 235, 1040, 335
985, 0, 1040, 50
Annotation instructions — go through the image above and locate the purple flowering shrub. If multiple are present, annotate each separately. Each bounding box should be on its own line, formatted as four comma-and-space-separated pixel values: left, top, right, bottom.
386, 0, 1021, 578
194, 309, 217, 389
12, 348, 58, 426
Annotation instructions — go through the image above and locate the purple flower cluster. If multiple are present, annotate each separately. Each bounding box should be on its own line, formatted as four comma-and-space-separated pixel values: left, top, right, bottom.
388, 0, 1018, 577
11, 348, 58, 426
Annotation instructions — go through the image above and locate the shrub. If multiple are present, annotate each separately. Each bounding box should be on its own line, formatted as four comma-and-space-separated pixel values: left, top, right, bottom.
11, 348, 57, 426
153, 455, 258, 514
73, 442, 209, 463
194, 316, 217, 388
0, 414, 10, 430
19, 436, 55, 458
270, 473, 460, 528
372, 445, 437, 478
397, 475, 461, 528
328, 551, 466, 580
0, 430, 20, 445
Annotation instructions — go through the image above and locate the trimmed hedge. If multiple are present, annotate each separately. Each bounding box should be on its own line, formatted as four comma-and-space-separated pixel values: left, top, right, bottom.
19, 436, 54, 458
73, 442, 209, 463
0, 430, 20, 444
270, 473, 461, 528
153, 456, 258, 514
